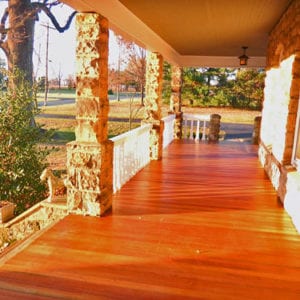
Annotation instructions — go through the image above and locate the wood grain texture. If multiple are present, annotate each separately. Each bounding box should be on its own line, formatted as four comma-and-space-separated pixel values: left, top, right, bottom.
1, 140, 300, 299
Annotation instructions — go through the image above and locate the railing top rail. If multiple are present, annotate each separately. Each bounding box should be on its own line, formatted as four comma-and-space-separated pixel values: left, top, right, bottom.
110, 124, 152, 145
162, 114, 176, 122
183, 113, 210, 121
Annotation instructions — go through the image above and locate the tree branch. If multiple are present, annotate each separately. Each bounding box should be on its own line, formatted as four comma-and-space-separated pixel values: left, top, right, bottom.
0, 40, 9, 57
32, 2, 77, 33
0, 7, 8, 41
0, 6, 9, 56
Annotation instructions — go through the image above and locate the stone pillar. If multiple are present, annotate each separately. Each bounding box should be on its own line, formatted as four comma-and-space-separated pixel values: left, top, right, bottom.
66, 13, 113, 216
169, 65, 183, 139
252, 116, 262, 145
209, 114, 221, 142
143, 52, 164, 160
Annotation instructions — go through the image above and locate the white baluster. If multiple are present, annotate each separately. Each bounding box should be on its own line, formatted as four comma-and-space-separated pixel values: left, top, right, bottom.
202, 120, 207, 140
110, 124, 152, 192
190, 119, 194, 140
195, 119, 200, 141
162, 114, 175, 148
184, 117, 188, 138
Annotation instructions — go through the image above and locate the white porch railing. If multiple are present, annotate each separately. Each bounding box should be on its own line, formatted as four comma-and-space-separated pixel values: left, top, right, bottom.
162, 114, 176, 148
110, 124, 152, 193
183, 113, 210, 141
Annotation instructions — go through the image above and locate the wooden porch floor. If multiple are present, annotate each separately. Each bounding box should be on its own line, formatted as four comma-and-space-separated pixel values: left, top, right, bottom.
1, 140, 300, 299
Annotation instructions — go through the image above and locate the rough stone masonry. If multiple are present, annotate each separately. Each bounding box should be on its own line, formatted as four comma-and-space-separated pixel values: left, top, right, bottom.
66, 13, 113, 216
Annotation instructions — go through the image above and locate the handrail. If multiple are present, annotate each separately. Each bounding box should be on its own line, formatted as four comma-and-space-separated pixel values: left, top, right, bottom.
183, 113, 210, 141
110, 124, 152, 193
162, 114, 176, 148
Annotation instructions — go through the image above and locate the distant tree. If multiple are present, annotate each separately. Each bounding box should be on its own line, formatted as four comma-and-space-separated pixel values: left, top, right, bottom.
230, 69, 265, 109
216, 68, 235, 88
37, 76, 46, 90
181, 67, 264, 109
108, 67, 117, 92
198, 68, 219, 102
182, 68, 205, 104
209, 68, 236, 107
114, 35, 130, 101
56, 63, 63, 90
115, 35, 146, 105
0, 0, 76, 89
162, 61, 171, 103
65, 74, 75, 89
109, 67, 127, 94
124, 45, 146, 105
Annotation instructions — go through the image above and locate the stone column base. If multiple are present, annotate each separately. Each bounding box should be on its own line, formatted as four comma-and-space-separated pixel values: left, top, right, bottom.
66, 140, 113, 216
174, 112, 183, 139
142, 120, 164, 160
252, 116, 262, 145
209, 114, 221, 142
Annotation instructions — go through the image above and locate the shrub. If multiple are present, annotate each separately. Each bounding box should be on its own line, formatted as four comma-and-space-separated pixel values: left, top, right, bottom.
0, 72, 49, 215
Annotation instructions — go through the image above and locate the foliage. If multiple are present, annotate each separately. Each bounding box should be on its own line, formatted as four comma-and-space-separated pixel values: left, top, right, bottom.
162, 62, 172, 104
65, 74, 76, 89
37, 76, 46, 91
0, 71, 49, 215
124, 46, 146, 104
163, 67, 265, 110
182, 67, 205, 105
109, 34, 146, 105
228, 69, 265, 110
0, 58, 6, 86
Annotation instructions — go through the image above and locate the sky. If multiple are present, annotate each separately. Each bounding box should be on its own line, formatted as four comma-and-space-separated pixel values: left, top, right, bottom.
0, 2, 120, 80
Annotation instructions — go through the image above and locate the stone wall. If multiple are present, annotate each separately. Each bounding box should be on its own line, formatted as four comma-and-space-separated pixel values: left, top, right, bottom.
0, 201, 67, 253
261, 57, 295, 164
263, 0, 300, 165
260, 0, 300, 231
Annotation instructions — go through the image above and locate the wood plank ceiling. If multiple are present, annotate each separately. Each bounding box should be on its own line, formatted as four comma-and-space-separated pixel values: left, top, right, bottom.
61, 0, 292, 67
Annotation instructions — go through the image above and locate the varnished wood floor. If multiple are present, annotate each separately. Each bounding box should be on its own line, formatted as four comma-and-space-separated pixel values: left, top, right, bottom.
1, 140, 300, 299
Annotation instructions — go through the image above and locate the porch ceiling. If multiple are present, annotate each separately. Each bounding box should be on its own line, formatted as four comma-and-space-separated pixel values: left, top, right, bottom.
61, 0, 292, 67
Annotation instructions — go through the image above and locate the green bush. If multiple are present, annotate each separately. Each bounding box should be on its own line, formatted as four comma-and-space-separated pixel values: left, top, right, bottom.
0, 72, 49, 215
210, 90, 230, 107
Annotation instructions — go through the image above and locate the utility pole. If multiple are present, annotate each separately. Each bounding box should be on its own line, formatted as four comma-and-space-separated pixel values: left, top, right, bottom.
44, 22, 49, 106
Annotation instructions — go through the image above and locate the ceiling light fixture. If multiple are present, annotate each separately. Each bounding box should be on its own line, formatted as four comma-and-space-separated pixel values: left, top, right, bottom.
239, 46, 249, 66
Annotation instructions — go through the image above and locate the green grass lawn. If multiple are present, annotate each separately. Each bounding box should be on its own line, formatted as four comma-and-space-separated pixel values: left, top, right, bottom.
37, 88, 76, 101
37, 89, 260, 124
50, 130, 76, 144
36, 90, 261, 166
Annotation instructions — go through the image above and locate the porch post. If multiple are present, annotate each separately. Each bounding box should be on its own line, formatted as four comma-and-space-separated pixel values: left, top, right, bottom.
252, 116, 262, 145
66, 13, 113, 216
169, 65, 183, 139
143, 52, 164, 160
209, 114, 221, 142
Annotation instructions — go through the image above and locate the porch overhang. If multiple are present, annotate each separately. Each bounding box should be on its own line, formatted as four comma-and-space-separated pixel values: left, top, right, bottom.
61, 0, 291, 68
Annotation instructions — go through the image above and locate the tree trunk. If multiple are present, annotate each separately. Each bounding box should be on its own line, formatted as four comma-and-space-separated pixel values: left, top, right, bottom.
7, 0, 35, 88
